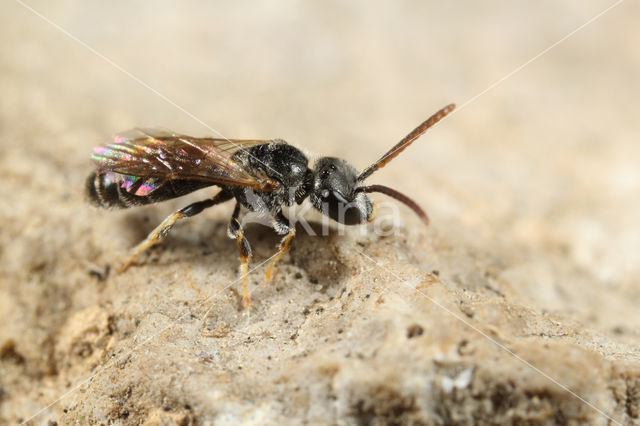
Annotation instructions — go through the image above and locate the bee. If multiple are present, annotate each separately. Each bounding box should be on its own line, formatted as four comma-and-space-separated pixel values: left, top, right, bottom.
86, 104, 455, 307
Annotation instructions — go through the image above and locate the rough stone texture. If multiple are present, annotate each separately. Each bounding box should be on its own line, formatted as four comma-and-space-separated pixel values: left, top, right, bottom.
1, 1, 639, 425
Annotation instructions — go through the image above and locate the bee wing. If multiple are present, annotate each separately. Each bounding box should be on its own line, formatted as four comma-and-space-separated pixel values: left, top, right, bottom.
91, 128, 280, 191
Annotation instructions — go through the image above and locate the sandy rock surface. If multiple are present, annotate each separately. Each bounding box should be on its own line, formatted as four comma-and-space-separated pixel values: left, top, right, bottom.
1, 2, 639, 425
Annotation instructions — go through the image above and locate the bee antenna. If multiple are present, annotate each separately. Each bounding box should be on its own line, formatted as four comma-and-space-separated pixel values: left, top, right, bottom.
358, 184, 430, 225
357, 103, 455, 182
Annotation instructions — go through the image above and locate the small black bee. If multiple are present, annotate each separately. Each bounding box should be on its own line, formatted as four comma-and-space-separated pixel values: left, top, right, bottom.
86, 104, 455, 307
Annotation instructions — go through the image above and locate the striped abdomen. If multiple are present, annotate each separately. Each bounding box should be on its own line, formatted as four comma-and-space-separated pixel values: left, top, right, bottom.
85, 172, 215, 209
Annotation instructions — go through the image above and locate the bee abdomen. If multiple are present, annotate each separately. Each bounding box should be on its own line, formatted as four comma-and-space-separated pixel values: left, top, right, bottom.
86, 172, 218, 209
86, 172, 131, 209
86, 172, 167, 209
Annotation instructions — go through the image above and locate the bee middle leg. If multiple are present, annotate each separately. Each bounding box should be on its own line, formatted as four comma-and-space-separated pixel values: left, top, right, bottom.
265, 212, 296, 282
119, 190, 232, 272
227, 203, 253, 308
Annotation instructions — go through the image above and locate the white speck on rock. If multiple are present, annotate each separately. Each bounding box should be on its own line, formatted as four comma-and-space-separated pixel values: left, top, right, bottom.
441, 368, 473, 393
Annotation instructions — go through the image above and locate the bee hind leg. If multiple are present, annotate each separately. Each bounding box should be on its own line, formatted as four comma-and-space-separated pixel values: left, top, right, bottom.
265, 212, 296, 282
227, 203, 253, 308
119, 191, 232, 273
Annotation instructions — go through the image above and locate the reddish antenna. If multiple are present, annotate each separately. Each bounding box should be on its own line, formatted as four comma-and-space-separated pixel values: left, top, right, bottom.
357, 103, 455, 182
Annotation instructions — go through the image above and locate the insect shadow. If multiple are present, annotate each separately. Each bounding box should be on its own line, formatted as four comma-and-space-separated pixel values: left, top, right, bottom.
119, 208, 349, 284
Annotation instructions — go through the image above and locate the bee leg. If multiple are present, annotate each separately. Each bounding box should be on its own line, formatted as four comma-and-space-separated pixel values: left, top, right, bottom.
119, 191, 232, 272
265, 213, 296, 282
227, 203, 253, 308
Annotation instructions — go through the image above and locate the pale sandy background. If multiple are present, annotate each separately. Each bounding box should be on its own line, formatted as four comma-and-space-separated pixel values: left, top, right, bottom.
1, 1, 639, 424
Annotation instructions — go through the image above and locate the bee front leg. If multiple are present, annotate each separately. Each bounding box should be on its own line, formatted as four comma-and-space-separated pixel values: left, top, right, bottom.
265, 212, 296, 282
227, 203, 253, 308
119, 191, 232, 272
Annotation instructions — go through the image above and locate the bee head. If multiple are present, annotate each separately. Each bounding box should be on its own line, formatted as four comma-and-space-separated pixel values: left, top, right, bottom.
310, 157, 373, 225
308, 104, 455, 226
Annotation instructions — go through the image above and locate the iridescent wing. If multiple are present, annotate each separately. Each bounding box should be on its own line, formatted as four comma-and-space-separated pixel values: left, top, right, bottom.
91, 128, 280, 192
